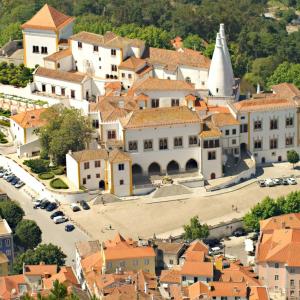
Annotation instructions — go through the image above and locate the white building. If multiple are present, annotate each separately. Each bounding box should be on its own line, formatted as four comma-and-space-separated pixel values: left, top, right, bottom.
10, 108, 47, 157
22, 4, 75, 68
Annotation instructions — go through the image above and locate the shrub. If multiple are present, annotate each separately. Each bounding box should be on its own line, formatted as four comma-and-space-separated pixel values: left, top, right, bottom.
51, 167, 65, 175
38, 172, 54, 180
0, 108, 11, 117
0, 138, 8, 144
50, 178, 69, 189
0, 120, 10, 127
23, 159, 49, 174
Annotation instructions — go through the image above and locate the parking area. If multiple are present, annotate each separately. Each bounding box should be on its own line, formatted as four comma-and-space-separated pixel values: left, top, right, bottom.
258, 176, 297, 187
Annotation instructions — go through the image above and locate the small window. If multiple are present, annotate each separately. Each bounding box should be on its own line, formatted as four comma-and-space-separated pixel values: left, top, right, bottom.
270, 138, 278, 149
84, 162, 90, 170
232, 139, 236, 145
51, 86, 55, 94
33, 46, 39, 53
93, 45, 99, 52
78, 42, 82, 49
240, 124, 248, 133
61, 88, 65, 96
232, 129, 236, 135
286, 117, 294, 127
111, 64, 117, 72
159, 138, 168, 150
42, 84, 46, 92
87, 175, 91, 179
144, 259, 149, 265
189, 136, 198, 146
208, 151, 216, 160
128, 73, 132, 79
254, 140, 262, 150
111, 49, 116, 56
57, 63, 60, 69
118, 164, 124, 171
286, 137, 293, 146
171, 99, 179, 107
169, 259, 174, 265
143, 139, 153, 151
95, 161, 101, 168
270, 119, 278, 130
174, 137, 183, 148
107, 130, 116, 140
275, 263, 279, 268
151, 99, 159, 108
225, 130, 230, 136
128, 141, 138, 151
96, 174, 100, 178
254, 120, 262, 130
71, 90, 75, 99
275, 275, 279, 280
122, 73, 125, 78
83, 178, 86, 184
41, 46, 48, 54
120, 179, 124, 185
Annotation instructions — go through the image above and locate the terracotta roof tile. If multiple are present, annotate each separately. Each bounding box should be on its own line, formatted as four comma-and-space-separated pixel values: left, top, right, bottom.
188, 281, 209, 299
75, 240, 101, 259
69, 149, 108, 163
148, 47, 210, 70
211, 113, 240, 127
109, 149, 131, 163
234, 98, 295, 112
0, 275, 27, 299
44, 48, 72, 62
271, 83, 300, 100
119, 57, 146, 71
23, 263, 57, 276
208, 282, 248, 297
21, 4, 74, 31
186, 240, 209, 255
155, 241, 185, 254
160, 269, 181, 284
121, 106, 201, 129
260, 213, 300, 232
181, 261, 213, 277
10, 108, 47, 129
35, 67, 86, 83
249, 286, 269, 300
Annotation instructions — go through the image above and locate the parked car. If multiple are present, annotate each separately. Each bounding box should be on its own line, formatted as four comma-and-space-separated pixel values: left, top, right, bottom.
15, 181, 25, 189
265, 178, 275, 187
203, 238, 220, 248
10, 177, 19, 185
46, 202, 57, 212
272, 178, 281, 185
0, 170, 7, 177
3, 172, 12, 180
5, 174, 15, 182
79, 200, 90, 210
65, 224, 75, 232
233, 228, 246, 237
287, 177, 297, 185
71, 203, 81, 212
40, 200, 51, 209
258, 180, 265, 187
53, 216, 68, 224
281, 178, 289, 185
209, 246, 223, 255
50, 211, 64, 219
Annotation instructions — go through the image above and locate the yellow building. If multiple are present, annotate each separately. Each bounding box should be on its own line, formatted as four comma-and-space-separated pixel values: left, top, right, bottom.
0, 253, 9, 276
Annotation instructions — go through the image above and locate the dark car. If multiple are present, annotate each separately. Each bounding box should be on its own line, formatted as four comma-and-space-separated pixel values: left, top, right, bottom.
65, 224, 75, 232
282, 178, 289, 185
6, 175, 15, 182
50, 211, 64, 219
11, 177, 19, 185
46, 202, 57, 212
233, 228, 246, 237
203, 238, 220, 248
80, 200, 90, 210
40, 200, 51, 209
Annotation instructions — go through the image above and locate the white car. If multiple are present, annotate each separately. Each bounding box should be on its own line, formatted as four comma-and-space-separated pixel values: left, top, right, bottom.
53, 216, 68, 224
287, 177, 297, 185
209, 246, 223, 255
265, 179, 275, 187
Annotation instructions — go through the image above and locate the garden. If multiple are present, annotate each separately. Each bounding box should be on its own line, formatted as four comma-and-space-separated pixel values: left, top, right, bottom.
23, 158, 69, 190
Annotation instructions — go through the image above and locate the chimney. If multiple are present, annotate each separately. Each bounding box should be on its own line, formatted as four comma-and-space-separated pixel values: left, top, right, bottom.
68, 149, 72, 155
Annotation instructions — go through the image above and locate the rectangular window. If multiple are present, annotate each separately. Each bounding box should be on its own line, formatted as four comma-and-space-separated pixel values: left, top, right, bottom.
225, 130, 230, 136
84, 162, 90, 170
107, 130, 116, 140
120, 179, 124, 185
5, 239, 10, 246
232, 139, 236, 145
254, 120, 262, 130
92, 119, 99, 129
83, 178, 86, 184
151, 99, 159, 108
87, 175, 91, 179
144, 259, 149, 265
286, 136, 294, 146
111, 64, 117, 72
111, 49, 116, 56
254, 140, 262, 150
208, 151, 216, 160
42, 84, 46, 92
286, 117, 294, 127
93, 45, 99, 52
189, 136, 198, 146
122, 73, 125, 78
41, 46, 48, 54
95, 161, 101, 168
275, 275, 279, 280
71, 90, 75, 99
128, 73, 132, 79
61, 88, 65, 96
96, 174, 100, 178
33, 46, 39, 53
78, 42, 82, 49
143, 139, 153, 151
169, 259, 174, 265
128, 141, 138, 151
51, 86, 55, 94
171, 99, 180, 107
159, 138, 168, 150
275, 263, 279, 268
232, 129, 237, 135
174, 137, 183, 148
240, 124, 248, 133
291, 280, 295, 286
270, 119, 278, 130
118, 164, 124, 171
270, 138, 278, 149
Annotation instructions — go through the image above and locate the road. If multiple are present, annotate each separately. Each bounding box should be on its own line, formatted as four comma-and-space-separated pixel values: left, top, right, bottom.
0, 178, 89, 265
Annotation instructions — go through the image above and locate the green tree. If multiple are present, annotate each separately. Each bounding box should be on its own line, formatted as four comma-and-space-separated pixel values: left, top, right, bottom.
280, 192, 300, 214
183, 34, 205, 51
183, 216, 209, 240
15, 220, 42, 249
48, 280, 68, 300
38, 105, 93, 165
287, 150, 299, 169
0, 201, 24, 229
13, 243, 66, 274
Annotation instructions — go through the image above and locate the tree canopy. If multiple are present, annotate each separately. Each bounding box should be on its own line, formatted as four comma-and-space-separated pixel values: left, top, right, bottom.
37, 105, 93, 165
287, 150, 300, 168
0, 201, 24, 229
13, 243, 66, 274
243, 191, 300, 232
15, 219, 42, 250
183, 216, 209, 241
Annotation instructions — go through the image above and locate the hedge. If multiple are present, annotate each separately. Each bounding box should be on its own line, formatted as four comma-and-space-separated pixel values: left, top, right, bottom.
50, 178, 69, 189
51, 167, 65, 175
23, 159, 49, 174
38, 172, 54, 180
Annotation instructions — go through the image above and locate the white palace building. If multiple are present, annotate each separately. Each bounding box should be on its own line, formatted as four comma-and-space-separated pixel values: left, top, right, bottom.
7, 4, 300, 197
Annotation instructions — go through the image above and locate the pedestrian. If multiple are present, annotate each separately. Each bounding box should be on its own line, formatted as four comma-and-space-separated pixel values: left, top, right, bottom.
232, 204, 234, 211
109, 224, 112, 230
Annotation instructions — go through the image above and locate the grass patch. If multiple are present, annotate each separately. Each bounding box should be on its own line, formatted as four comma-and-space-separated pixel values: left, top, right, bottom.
38, 172, 54, 180
0, 119, 10, 127
50, 178, 69, 189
